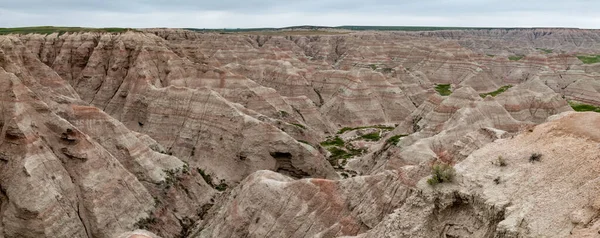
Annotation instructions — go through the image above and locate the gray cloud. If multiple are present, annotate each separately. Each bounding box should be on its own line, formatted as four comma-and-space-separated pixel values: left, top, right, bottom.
0, 0, 598, 28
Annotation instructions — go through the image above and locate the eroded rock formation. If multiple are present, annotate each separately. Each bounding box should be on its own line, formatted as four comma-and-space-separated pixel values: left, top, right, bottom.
0, 28, 599, 237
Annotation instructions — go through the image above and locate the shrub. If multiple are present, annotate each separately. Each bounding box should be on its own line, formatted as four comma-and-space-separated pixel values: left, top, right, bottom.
434, 84, 452, 96
197, 168, 214, 187
337, 125, 394, 134
427, 164, 455, 186
529, 153, 542, 163
508, 55, 524, 61
479, 85, 513, 98
134, 216, 157, 229
382, 68, 393, 73
327, 147, 351, 160
163, 168, 180, 189
494, 156, 507, 167
320, 137, 345, 147
360, 132, 381, 141
215, 180, 228, 191
386, 134, 407, 146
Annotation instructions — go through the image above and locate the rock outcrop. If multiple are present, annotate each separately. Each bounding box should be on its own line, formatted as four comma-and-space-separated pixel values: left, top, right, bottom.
0, 27, 599, 237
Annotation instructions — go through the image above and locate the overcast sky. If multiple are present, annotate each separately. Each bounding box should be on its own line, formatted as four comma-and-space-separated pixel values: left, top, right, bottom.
1, 0, 599, 29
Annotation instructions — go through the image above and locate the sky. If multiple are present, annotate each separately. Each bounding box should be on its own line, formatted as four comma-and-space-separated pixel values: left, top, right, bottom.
1, 0, 599, 29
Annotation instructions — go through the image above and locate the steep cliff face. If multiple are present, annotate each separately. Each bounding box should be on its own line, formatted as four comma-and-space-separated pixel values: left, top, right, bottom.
0, 28, 599, 237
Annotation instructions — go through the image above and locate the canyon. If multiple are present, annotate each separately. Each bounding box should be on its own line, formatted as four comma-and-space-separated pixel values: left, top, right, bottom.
1, 27, 600, 237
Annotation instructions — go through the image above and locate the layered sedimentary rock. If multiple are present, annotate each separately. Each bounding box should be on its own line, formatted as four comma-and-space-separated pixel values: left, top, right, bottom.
1, 27, 600, 237
194, 170, 412, 238
195, 112, 600, 238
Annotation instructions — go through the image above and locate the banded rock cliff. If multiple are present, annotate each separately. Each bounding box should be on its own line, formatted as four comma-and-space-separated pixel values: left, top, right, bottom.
0, 28, 599, 237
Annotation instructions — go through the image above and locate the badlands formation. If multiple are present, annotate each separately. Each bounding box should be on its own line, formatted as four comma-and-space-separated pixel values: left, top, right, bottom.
0, 28, 600, 237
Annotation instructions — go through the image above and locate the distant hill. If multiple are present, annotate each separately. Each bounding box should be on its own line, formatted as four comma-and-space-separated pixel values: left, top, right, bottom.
0, 25, 585, 35
184, 25, 564, 32
0, 26, 137, 35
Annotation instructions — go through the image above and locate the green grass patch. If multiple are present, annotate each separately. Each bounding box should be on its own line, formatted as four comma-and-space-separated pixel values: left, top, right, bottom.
368, 64, 378, 70
479, 85, 513, 98
326, 147, 353, 160
326, 146, 366, 162
386, 134, 408, 146
508, 55, 524, 61
536, 48, 553, 54
568, 101, 600, 112
320, 136, 345, 147
321, 136, 367, 167
434, 84, 452, 96
486, 54, 495, 57
337, 125, 395, 134
577, 55, 600, 64
360, 132, 381, 141
0, 26, 136, 35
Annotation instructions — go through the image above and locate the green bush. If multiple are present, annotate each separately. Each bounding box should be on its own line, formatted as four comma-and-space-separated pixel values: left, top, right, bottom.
360, 132, 381, 141
508, 55, 524, 61
197, 168, 214, 187
427, 164, 455, 186
327, 147, 352, 160
337, 125, 395, 134
434, 84, 452, 96
215, 181, 228, 191
386, 134, 407, 146
479, 85, 513, 98
320, 136, 345, 147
